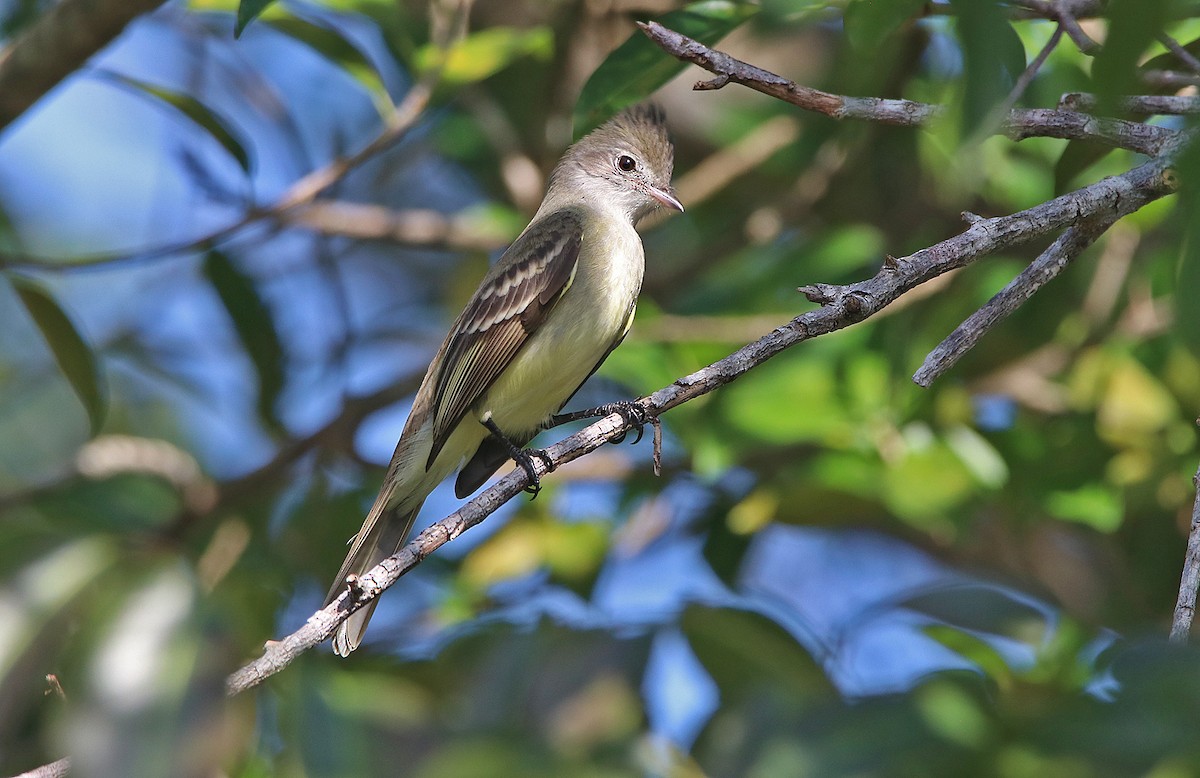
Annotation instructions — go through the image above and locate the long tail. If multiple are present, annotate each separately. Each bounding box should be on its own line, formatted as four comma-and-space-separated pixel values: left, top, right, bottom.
324, 497, 424, 657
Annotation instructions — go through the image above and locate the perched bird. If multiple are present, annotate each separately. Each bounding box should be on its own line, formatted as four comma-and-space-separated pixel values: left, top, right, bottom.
325, 105, 683, 655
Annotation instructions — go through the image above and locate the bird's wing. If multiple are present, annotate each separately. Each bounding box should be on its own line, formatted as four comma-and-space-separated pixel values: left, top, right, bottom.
427, 208, 583, 467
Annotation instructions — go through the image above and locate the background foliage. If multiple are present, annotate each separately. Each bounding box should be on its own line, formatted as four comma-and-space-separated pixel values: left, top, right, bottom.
3, 0, 1200, 775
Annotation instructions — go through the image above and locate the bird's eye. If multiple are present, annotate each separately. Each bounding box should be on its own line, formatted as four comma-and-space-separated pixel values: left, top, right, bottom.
616, 155, 637, 173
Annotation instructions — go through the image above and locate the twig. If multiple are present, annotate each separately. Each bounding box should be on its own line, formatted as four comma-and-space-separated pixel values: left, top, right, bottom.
226, 149, 1179, 696
997, 25, 1064, 116
1059, 92, 1200, 115
638, 22, 1176, 156
285, 201, 513, 252
912, 217, 1115, 387
1170, 453, 1200, 643
1016, 0, 1099, 54
1141, 69, 1200, 89
1158, 32, 1200, 76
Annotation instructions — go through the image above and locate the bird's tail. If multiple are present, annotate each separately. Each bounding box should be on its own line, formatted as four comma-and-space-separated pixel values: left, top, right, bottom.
324, 496, 423, 657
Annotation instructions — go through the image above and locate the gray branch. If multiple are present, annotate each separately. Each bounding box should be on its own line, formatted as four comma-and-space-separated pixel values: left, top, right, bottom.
639, 22, 1176, 156
913, 217, 1116, 387
1171, 456, 1200, 643
1059, 92, 1200, 115
0, 0, 167, 134
10, 758, 70, 778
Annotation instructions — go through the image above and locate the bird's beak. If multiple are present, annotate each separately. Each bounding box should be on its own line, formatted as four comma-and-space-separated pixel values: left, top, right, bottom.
648, 184, 684, 213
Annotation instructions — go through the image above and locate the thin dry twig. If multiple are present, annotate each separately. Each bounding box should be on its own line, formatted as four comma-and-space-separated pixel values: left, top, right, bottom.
226, 149, 1179, 696
638, 22, 1175, 156
1158, 32, 1200, 76
998, 25, 1064, 116
1016, 0, 1100, 54
1170, 453, 1200, 643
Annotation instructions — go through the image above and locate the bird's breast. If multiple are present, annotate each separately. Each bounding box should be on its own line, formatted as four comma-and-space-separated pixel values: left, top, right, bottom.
480, 217, 645, 436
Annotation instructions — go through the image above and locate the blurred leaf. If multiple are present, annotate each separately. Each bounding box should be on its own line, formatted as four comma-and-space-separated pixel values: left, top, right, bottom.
573, 0, 758, 137
416, 27, 553, 85
721, 356, 850, 445
0, 538, 118, 679
843, 0, 926, 52
235, 0, 274, 36
682, 604, 829, 697
1097, 357, 1178, 441
906, 584, 1049, 642
94, 70, 252, 173
202, 251, 285, 428
8, 275, 106, 435
1092, 0, 1169, 113
1046, 484, 1123, 532
265, 15, 391, 112
948, 0, 1025, 136
1053, 141, 1114, 195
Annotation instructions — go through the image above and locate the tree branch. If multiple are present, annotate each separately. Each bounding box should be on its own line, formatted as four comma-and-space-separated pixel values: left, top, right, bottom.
638, 22, 1176, 156
1059, 92, 1200, 116
0, 0, 167, 134
10, 758, 70, 778
912, 216, 1116, 387
284, 201, 513, 252
226, 147, 1179, 695
1171, 454, 1200, 643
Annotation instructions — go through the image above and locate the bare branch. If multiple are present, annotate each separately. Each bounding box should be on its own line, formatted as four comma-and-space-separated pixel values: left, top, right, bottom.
912, 217, 1115, 387
286, 201, 513, 252
1157, 32, 1200, 76
1141, 69, 1200, 89
1171, 454, 1200, 643
10, 758, 70, 778
0, 0, 167, 134
1016, 0, 1100, 54
1059, 92, 1200, 115
638, 23, 1176, 156
998, 25, 1064, 116
226, 148, 1179, 695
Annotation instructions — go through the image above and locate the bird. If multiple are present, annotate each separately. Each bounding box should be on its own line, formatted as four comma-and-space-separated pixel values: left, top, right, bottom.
324, 104, 683, 656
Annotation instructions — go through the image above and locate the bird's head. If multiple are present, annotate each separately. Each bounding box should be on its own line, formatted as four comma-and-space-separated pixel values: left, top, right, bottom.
551, 104, 683, 224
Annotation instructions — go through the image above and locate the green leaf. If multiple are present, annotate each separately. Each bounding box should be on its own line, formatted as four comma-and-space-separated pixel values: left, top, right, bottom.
415, 27, 553, 86
948, 0, 1026, 137
1045, 484, 1124, 532
202, 251, 285, 428
94, 70, 252, 173
9, 275, 106, 435
1092, 0, 1169, 113
264, 16, 391, 113
1053, 141, 1114, 194
573, 0, 758, 138
843, 0, 926, 52
235, 0, 274, 37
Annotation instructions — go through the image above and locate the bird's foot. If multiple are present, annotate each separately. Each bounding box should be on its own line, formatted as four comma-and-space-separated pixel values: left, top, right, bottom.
481, 417, 556, 498
552, 400, 649, 444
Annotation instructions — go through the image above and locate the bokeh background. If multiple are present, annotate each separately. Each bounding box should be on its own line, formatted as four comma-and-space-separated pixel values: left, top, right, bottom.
4, 0, 1200, 775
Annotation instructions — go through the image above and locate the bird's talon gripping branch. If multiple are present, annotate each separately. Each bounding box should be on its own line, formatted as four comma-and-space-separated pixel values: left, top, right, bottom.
552, 400, 649, 444
482, 417, 554, 498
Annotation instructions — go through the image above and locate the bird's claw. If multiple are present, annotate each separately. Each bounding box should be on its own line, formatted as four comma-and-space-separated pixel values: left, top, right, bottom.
514, 447, 555, 498
606, 401, 649, 445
